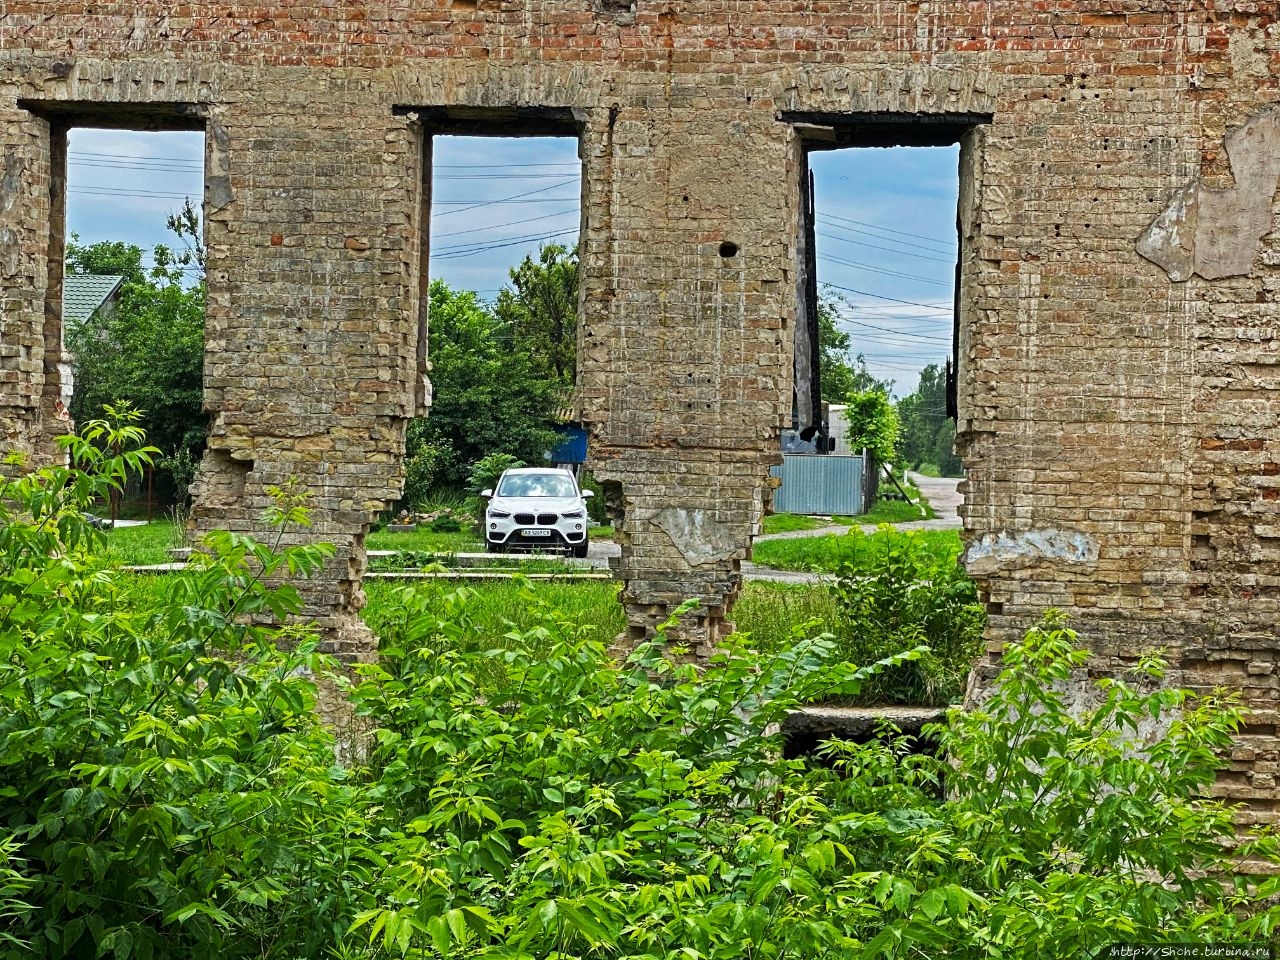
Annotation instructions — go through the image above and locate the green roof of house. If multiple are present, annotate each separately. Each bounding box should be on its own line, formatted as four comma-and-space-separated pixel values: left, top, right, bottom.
63, 274, 124, 324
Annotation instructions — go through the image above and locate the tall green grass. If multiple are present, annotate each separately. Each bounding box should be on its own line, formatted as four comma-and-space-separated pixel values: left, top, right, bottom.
95, 520, 185, 566
751, 526, 962, 574
366, 527, 483, 552
361, 577, 626, 650
760, 513, 829, 535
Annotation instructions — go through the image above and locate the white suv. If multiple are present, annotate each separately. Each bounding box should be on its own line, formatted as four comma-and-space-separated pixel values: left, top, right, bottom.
481, 467, 593, 558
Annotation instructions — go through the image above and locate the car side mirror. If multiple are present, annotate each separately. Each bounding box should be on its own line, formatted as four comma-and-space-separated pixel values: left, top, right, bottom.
581, 489, 594, 498
480, 489, 493, 498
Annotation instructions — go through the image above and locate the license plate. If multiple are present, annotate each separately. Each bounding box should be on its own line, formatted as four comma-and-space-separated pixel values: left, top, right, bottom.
522, 529, 551, 537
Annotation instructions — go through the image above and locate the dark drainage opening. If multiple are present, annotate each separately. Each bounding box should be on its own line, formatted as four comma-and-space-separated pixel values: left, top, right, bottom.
781, 705, 947, 766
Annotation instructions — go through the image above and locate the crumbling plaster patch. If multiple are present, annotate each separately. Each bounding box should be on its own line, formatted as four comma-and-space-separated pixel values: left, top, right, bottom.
0, 149, 20, 214
1138, 103, 1280, 282
652, 506, 740, 566
965, 528, 1100, 576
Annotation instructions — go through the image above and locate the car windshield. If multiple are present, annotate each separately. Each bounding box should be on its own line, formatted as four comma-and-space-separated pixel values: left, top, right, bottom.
496, 473, 578, 498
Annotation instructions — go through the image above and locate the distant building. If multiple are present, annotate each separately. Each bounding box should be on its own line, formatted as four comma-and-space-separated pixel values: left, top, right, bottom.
61, 274, 124, 410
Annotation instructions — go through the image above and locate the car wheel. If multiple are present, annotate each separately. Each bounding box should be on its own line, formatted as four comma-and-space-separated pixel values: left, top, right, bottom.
572, 540, 589, 559
486, 540, 504, 554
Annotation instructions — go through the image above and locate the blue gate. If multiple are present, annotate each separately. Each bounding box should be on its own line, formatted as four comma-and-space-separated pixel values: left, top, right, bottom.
769, 454, 865, 516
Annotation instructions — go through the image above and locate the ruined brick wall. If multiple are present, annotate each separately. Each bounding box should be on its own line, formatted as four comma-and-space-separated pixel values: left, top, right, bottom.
1, 2, 1277, 815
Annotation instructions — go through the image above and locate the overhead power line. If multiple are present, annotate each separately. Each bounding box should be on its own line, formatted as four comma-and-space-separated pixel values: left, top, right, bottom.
69, 186, 196, 200
432, 179, 578, 218
819, 211, 954, 252
433, 197, 580, 206
821, 253, 952, 287
432, 227, 578, 260
69, 149, 203, 165
835, 317, 950, 343
816, 215, 956, 258
434, 209, 578, 242
820, 281, 953, 314
815, 226, 955, 264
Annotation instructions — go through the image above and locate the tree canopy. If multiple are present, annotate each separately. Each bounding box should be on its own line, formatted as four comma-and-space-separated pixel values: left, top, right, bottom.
844, 388, 901, 465
494, 243, 578, 386
64, 205, 206, 495
818, 289, 893, 403
405, 279, 560, 499
896, 362, 961, 476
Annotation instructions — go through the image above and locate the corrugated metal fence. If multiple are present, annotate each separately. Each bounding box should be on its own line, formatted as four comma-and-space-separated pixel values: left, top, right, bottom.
770, 454, 865, 516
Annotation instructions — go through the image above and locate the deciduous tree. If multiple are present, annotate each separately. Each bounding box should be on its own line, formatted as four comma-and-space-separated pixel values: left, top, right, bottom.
494, 242, 578, 385
64, 208, 207, 494
407, 280, 559, 496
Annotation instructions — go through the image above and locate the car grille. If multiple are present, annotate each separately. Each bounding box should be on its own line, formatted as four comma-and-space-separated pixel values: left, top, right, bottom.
512, 512, 561, 525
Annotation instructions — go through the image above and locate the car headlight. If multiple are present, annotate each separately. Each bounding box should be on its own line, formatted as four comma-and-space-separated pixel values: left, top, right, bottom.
561, 510, 585, 519
489, 510, 512, 519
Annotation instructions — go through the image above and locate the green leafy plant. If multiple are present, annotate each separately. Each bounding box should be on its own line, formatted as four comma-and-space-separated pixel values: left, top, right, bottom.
465, 453, 525, 523
812, 611, 1280, 956
0, 412, 360, 959
347, 601, 1280, 958
8, 416, 1280, 959
428, 514, 462, 533
845, 388, 901, 466
828, 526, 985, 704
349, 595, 922, 958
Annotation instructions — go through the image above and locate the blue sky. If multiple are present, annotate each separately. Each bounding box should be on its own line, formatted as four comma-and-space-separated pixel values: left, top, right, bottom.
67, 129, 956, 397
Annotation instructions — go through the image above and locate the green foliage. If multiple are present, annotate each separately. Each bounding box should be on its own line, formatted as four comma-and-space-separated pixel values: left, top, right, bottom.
349, 596, 921, 958
64, 216, 207, 493
406, 281, 558, 492
752, 526, 961, 576
366, 527, 482, 554
467, 452, 525, 522
9, 425, 1280, 957
349, 604, 1280, 957
896, 363, 962, 476
467, 452, 524, 497
96, 519, 183, 566
400, 419, 458, 511
860, 487, 934, 524
361, 579, 625, 653
494, 243, 578, 385
818, 290, 893, 402
761, 513, 829, 535
829, 527, 985, 705
0, 414, 359, 959
845, 389, 901, 465
428, 514, 462, 533
576, 470, 610, 524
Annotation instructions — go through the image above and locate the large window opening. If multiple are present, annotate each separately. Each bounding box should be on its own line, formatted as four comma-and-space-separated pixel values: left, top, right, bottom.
63, 126, 206, 520
807, 143, 962, 475
386, 110, 599, 553
13, 99, 209, 523
753, 115, 988, 718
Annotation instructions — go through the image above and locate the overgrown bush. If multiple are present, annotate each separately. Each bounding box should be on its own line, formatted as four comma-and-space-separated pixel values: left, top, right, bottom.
828, 526, 986, 705
400, 435, 457, 512
0, 413, 358, 959
428, 514, 462, 533
576, 470, 610, 524
465, 453, 525, 523
345, 603, 1280, 957
5, 422, 1280, 957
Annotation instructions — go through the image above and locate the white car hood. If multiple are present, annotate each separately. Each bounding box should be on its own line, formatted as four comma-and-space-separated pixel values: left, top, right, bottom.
489, 496, 583, 513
